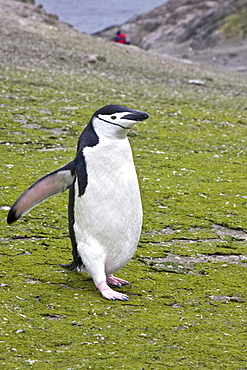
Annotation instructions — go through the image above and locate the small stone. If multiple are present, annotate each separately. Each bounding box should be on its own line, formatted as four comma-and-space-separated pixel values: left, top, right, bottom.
86, 55, 97, 63
15, 329, 25, 334
188, 79, 205, 85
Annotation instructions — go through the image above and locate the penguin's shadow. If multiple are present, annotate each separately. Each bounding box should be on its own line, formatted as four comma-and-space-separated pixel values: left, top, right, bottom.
58, 267, 94, 291
58, 267, 131, 299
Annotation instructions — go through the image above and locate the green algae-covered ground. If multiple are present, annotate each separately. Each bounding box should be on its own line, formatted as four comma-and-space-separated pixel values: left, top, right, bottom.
1, 4, 247, 369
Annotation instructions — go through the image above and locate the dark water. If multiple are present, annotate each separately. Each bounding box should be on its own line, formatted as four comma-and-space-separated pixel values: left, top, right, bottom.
38, 0, 168, 34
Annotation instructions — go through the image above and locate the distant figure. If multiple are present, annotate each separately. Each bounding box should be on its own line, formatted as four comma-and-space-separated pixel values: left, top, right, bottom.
113, 30, 131, 44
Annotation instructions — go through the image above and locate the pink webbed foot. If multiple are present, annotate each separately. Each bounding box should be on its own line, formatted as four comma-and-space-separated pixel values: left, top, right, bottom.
98, 281, 129, 301
106, 274, 130, 288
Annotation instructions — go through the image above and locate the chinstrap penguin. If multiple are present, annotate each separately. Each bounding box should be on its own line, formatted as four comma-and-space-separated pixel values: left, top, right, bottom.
7, 104, 149, 301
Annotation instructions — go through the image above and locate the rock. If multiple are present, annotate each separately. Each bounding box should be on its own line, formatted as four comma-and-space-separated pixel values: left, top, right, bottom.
95, 0, 227, 49
86, 55, 98, 63
95, 0, 247, 72
188, 79, 205, 85
85, 55, 107, 63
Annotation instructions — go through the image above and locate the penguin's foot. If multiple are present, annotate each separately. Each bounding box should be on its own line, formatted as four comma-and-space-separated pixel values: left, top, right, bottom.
106, 274, 130, 288
98, 281, 129, 301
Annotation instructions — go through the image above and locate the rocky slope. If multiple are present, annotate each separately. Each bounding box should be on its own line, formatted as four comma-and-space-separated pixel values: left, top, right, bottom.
96, 0, 247, 72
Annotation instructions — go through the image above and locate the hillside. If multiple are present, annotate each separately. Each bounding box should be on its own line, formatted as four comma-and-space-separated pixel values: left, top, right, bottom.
97, 0, 247, 72
1, 0, 247, 369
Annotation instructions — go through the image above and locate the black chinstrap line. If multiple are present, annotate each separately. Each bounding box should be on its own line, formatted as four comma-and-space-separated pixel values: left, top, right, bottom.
98, 117, 130, 129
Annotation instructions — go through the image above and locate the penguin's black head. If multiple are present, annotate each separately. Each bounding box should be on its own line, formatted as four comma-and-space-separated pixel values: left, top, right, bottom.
92, 105, 149, 138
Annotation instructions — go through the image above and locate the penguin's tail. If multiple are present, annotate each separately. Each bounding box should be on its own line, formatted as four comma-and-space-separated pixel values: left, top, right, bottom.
7, 161, 76, 224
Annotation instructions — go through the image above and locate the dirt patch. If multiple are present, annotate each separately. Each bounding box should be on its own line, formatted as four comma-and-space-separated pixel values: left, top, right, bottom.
212, 223, 247, 240
141, 252, 247, 274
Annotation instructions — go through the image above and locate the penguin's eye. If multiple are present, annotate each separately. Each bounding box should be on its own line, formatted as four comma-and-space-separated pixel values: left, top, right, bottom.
111, 115, 117, 120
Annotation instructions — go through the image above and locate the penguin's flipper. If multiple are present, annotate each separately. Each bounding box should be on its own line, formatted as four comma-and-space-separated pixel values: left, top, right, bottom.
7, 161, 76, 224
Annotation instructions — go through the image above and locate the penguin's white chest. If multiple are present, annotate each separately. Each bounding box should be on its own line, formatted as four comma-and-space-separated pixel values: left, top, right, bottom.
73, 138, 142, 274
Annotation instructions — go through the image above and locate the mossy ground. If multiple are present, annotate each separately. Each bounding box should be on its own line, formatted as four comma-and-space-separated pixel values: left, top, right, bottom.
1, 6, 247, 369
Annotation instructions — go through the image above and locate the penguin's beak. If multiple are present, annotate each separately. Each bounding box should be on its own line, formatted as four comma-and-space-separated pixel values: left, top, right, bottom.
122, 111, 149, 122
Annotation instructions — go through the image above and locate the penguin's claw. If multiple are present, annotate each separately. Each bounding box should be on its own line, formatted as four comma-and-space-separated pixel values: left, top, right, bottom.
98, 281, 130, 301
106, 274, 130, 287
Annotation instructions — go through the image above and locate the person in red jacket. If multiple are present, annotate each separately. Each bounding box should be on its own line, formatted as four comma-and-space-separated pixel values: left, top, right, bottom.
113, 30, 131, 44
